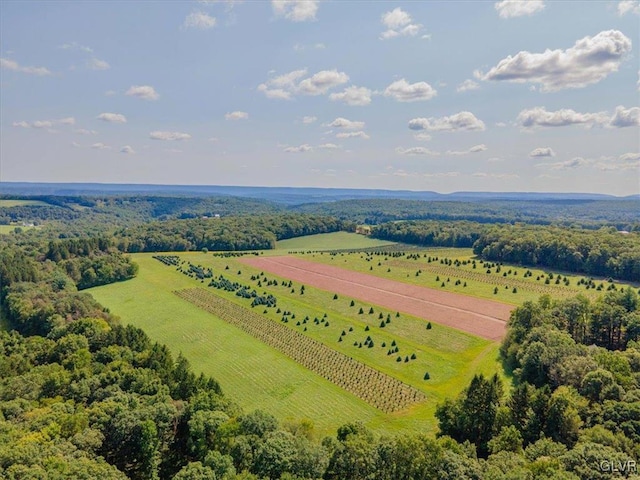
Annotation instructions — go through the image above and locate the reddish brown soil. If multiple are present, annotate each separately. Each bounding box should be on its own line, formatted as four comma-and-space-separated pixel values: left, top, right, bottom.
239, 256, 513, 341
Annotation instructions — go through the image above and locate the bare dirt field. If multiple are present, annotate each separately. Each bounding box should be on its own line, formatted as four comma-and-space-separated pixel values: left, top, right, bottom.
240, 256, 513, 341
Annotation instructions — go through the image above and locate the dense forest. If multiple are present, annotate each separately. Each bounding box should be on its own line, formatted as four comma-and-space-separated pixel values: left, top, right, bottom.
113, 215, 352, 252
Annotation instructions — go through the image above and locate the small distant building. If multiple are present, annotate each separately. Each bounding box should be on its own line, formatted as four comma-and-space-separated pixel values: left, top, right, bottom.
356, 225, 372, 235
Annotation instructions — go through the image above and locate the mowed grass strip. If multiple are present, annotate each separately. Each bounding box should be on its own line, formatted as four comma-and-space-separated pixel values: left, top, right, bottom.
276, 232, 395, 252
176, 288, 426, 413
0, 199, 50, 207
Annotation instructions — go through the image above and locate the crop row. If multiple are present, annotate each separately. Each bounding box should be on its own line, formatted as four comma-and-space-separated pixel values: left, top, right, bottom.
175, 288, 426, 413
388, 259, 573, 296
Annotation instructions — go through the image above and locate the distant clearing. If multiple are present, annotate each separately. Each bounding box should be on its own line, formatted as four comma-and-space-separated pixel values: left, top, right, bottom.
276, 232, 395, 251
240, 256, 511, 341
0, 199, 50, 208
0, 224, 38, 234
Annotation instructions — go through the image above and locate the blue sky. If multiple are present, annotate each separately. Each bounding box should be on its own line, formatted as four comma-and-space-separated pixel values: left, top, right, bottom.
1, 0, 638, 195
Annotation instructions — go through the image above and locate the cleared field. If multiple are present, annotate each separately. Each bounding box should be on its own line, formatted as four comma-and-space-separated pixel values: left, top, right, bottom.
0, 199, 49, 207
176, 288, 426, 413
276, 232, 395, 251
240, 256, 511, 341
0, 224, 39, 235
90, 252, 505, 436
295, 249, 631, 304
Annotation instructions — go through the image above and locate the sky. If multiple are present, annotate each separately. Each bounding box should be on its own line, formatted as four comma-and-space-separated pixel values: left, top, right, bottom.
1, 0, 639, 195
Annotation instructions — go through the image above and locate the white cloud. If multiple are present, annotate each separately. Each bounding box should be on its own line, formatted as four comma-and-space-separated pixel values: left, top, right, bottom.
517, 106, 638, 128
183, 11, 217, 29
0, 57, 51, 76
284, 144, 313, 153
59, 42, 93, 53
298, 70, 350, 95
272, 0, 318, 22
609, 106, 640, 127
424, 171, 460, 178
494, 0, 545, 18
638, 70, 640, 91
619, 152, 640, 162
413, 133, 432, 142
13, 117, 75, 129
87, 58, 110, 70
618, 0, 640, 15
336, 131, 370, 139
329, 86, 372, 106
475, 30, 632, 92
380, 8, 423, 39
258, 68, 348, 99
225, 111, 249, 120
529, 147, 556, 157
120, 145, 136, 154
327, 117, 365, 129
97, 113, 127, 124
302, 116, 317, 124
396, 147, 439, 155
457, 79, 480, 93
126, 85, 160, 101
595, 153, 640, 171
408, 111, 486, 132
317, 143, 339, 149
149, 131, 192, 141
75, 129, 97, 135
91, 142, 110, 150
384, 79, 437, 102
472, 172, 520, 179
446, 144, 488, 155
545, 157, 590, 170
293, 42, 325, 51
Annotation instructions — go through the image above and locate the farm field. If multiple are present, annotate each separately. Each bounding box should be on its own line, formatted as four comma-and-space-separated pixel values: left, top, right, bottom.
0, 224, 39, 234
291, 248, 634, 304
89, 251, 506, 436
276, 231, 396, 251
240, 255, 511, 341
0, 199, 50, 207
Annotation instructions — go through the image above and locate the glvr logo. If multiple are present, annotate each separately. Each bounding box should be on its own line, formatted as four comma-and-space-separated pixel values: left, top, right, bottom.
599, 460, 637, 473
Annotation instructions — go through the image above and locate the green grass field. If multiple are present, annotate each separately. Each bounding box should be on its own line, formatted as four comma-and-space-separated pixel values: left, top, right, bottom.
275, 232, 396, 252
89, 251, 505, 436
0, 199, 50, 208
0, 224, 39, 235
295, 249, 634, 305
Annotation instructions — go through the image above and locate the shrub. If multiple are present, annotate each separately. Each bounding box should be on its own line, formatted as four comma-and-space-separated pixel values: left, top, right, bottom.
426, 322, 432, 330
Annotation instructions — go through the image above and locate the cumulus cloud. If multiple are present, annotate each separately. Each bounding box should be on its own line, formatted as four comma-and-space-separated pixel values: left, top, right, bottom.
317, 143, 339, 149
494, 0, 545, 18
149, 131, 192, 141
408, 111, 486, 132
59, 42, 93, 53
13, 117, 75, 129
272, 0, 319, 22
396, 147, 439, 155
384, 79, 437, 102
595, 153, 640, 171
618, 0, 640, 15
258, 68, 348, 99
225, 111, 249, 120
126, 85, 159, 101
529, 147, 556, 157
302, 116, 317, 124
120, 145, 136, 154
380, 8, 423, 39
610, 106, 640, 127
457, 79, 480, 93
546, 157, 590, 170
91, 142, 110, 150
475, 30, 632, 92
284, 144, 313, 153
329, 86, 372, 106
517, 106, 638, 128
336, 131, 370, 139
87, 58, 110, 70
327, 117, 365, 129
0, 57, 51, 76
97, 113, 127, 124
472, 172, 520, 179
446, 144, 488, 155
183, 11, 217, 29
